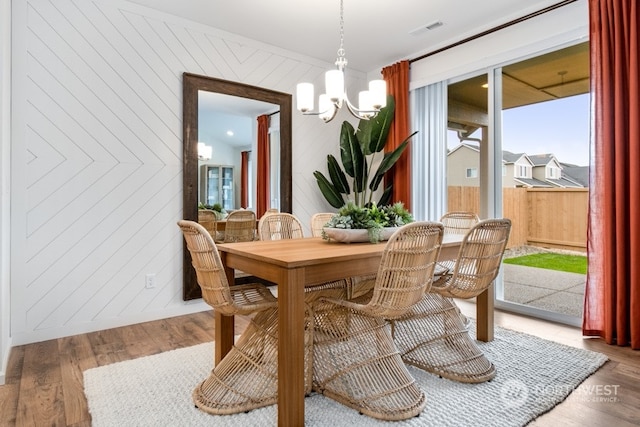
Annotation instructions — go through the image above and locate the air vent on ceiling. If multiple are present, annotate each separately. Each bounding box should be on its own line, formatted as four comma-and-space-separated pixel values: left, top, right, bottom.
409, 21, 444, 36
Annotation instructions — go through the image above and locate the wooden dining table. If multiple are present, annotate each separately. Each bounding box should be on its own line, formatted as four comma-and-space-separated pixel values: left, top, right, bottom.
216, 234, 490, 426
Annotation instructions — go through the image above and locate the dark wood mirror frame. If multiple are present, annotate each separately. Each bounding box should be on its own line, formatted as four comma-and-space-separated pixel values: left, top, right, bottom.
182, 72, 292, 300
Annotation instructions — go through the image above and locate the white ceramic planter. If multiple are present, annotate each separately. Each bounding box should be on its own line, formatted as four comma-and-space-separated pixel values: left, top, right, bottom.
322, 227, 397, 243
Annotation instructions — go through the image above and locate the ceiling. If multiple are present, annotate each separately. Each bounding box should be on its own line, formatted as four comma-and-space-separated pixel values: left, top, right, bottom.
448, 41, 589, 135
449, 42, 589, 113
197, 91, 278, 148
128, 0, 568, 73
130, 0, 586, 146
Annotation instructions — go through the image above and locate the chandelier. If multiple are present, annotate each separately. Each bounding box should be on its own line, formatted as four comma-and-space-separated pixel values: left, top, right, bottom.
296, 0, 386, 123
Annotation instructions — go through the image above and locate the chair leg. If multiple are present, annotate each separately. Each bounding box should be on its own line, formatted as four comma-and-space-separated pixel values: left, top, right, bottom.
391, 293, 496, 384
193, 307, 314, 415
312, 302, 426, 421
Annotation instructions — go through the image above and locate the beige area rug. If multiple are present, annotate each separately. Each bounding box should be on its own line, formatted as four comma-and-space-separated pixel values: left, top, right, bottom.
83, 323, 607, 427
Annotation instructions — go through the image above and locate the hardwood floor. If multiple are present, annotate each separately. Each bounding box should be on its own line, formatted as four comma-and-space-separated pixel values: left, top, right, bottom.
0, 304, 638, 426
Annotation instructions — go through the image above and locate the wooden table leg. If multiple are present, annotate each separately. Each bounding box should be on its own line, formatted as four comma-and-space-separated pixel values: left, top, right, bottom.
214, 254, 236, 364
277, 267, 305, 427
214, 312, 234, 365
476, 284, 494, 342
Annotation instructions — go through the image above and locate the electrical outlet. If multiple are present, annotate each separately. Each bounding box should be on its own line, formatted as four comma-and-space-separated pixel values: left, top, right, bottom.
145, 273, 156, 289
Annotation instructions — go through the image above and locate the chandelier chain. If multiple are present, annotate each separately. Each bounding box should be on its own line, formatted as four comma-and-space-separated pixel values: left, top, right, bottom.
336, 0, 346, 67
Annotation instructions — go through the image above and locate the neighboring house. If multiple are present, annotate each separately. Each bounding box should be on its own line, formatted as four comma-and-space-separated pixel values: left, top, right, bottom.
447, 144, 586, 188
502, 150, 551, 188
560, 162, 590, 187
446, 143, 483, 187
528, 154, 584, 188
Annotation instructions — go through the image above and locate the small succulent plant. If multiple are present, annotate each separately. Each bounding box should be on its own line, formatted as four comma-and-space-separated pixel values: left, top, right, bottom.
322, 202, 413, 243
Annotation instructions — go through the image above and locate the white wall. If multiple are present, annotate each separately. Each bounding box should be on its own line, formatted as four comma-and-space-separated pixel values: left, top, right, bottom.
8, 0, 363, 346
0, 0, 11, 384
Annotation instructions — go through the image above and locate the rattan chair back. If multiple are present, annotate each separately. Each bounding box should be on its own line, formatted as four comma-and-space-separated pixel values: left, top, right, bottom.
177, 220, 274, 316
433, 218, 511, 299
342, 222, 444, 319
258, 212, 305, 240
439, 211, 480, 236
223, 210, 256, 243
197, 209, 218, 238
310, 212, 335, 237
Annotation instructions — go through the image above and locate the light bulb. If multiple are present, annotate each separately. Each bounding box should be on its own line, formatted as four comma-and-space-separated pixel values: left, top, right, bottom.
296, 83, 314, 112
325, 70, 344, 103
319, 94, 335, 122
369, 80, 387, 109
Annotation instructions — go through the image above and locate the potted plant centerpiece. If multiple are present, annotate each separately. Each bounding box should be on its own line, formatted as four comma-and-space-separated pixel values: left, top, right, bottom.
314, 96, 417, 243
198, 202, 226, 220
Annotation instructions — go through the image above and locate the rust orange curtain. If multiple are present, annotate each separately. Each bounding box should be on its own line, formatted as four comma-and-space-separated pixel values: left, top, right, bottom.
584, 0, 640, 349
382, 60, 411, 211
240, 151, 249, 208
256, 115, 270, 219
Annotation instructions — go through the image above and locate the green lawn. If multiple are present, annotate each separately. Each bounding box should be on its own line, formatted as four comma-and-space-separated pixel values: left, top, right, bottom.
503, 252, 587, 274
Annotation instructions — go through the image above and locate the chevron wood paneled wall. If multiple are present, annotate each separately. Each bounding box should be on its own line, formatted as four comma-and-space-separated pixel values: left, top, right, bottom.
11, 0, 363, 344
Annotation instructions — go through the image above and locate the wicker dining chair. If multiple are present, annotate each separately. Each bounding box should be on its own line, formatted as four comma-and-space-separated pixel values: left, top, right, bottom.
197, 209, 218, 239
310, 212, 335, 237
178, 220, 314, 415
311, 222, 444, 421
222, 209, 256, 243
437, 211, 481, 325
258, 212, 305, 240
439, 211, 480, 236
391, 218, 512, 384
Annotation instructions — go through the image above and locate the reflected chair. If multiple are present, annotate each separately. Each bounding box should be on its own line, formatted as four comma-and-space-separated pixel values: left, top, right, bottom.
197, 209, 219, 239
222, 210, 256, 243
311, 222, 444, 421
258, 212, 305, 240
310, 212, 335, 237
391, 218, 511, 384
178, 220, 314, 414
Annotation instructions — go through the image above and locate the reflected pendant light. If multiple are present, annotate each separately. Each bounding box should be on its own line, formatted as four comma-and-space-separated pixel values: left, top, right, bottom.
197, 142, 212, 161
296, 0, 386, 123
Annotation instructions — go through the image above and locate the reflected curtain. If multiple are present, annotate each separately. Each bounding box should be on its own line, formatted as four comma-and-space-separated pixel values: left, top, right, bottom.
382, 60, 411, 210
584, 0, 640, 349
241, 151, 249, 208
256, 115, 270, 218
410, 82, 448, 221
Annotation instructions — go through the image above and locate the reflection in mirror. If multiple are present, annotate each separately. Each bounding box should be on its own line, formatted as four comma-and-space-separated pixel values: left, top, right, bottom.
183, 73, 292, 300
197, 92, 280, 211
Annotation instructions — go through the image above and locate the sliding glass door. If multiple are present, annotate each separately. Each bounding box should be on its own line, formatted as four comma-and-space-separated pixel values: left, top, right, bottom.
445, 41, 589, 327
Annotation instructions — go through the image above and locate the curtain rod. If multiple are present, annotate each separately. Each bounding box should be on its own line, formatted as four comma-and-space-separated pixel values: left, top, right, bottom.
409, 0, 578, 64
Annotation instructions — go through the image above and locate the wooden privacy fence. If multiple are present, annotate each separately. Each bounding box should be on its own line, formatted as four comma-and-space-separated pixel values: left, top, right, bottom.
447, 187, 588, 252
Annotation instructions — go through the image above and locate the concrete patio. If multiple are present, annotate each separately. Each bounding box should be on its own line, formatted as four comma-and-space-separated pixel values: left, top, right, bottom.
499, 244, 586, 318
502, 264, 586, 318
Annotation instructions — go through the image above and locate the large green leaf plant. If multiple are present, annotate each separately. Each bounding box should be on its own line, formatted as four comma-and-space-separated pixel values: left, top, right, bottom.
313, 96, 417, 209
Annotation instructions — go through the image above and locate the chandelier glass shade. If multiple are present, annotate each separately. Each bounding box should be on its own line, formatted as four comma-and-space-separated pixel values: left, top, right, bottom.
296, 0, 386, 122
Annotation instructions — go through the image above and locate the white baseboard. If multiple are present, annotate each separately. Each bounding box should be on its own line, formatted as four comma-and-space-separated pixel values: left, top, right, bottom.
10, 301, 210, 346
0, 334, 12, 385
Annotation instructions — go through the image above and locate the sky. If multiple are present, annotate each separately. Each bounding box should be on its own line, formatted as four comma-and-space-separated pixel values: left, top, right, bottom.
448, 93, 591, 167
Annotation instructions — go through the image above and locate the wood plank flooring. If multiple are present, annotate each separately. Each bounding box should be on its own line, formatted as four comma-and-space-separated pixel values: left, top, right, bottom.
0, 304, 638, 426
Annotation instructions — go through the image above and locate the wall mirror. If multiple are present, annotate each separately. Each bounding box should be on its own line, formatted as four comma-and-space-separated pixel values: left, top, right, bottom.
183, 73, 292, 300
